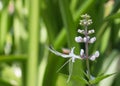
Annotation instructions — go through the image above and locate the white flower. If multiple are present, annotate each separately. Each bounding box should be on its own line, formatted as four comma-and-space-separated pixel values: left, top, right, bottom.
88, 29, 95, 34
83, 36, 90, 42
89, 37, 96, 43
78, 29, 84, 34
94, 51, 99, 57
80, 49, 84, 56
75, 36, 83, 43
90, 55, 96, 61
83, 37, 87, 42
49, 46, 81, 62
90, 51, 100, 61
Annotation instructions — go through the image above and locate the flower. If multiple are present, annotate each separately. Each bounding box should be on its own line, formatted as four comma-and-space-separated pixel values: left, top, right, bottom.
80, 49, 84, 56
94, 51, 100, 57
83, 36, 90, 42
49, 46, 81, 62
89, 37, 96, 43
90, 51, 100, 61
90, 55, 96, 61
75, 36, 83, 43
80, 49, 86, 58
88, 29, 95, 34
78, 29, 85, 34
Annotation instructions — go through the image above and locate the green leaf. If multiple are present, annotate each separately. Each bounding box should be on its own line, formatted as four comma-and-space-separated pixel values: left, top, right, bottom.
89, 73, 116, 84
105, 12, 120, 21
58, 73, 89, 85
71, 75, 89, 85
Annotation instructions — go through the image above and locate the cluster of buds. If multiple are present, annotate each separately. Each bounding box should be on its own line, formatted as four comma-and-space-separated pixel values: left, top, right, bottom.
80, 14, 93, 26
75, 14, 99, 61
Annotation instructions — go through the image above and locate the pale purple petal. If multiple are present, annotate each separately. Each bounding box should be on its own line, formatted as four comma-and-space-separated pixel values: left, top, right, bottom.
80, 49, 84, 56
94, 51, 99, 57
89, 37, 96, 43
90, 55, 96, 61
75, 36, 83, 43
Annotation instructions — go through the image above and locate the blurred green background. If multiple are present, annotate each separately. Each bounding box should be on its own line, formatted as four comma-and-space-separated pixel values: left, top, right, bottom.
0, 0, 120, 86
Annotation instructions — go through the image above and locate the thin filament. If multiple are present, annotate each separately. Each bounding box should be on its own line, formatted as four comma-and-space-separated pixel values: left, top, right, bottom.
67, 60, 73, 83
56, 58, 72, 73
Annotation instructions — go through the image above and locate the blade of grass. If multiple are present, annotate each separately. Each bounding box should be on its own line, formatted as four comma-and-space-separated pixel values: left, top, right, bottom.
59, 0, 78, 48
70, 0, 78, 14
14, 0, 27, 53
0, 8, 9, 53
26, 0, 39, 86
54, 28, 66, 48
105, 12, 120, 21
89, 73, 116, 84
41, 0, 60, 42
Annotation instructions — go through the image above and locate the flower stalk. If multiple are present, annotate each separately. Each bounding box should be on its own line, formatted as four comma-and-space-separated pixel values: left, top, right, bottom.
85, 27, 91, 81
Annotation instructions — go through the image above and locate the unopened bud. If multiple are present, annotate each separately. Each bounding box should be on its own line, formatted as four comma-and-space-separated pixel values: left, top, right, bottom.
89, 37, 96, 43
88, 19, 92, 25
78, 29, 84, 34
88, 29, 95, 34
83, 36, 90, 42
90, 55, 96, 61
90, 51, 100, 61
83, 37, 87, 42
80, 49, 84, 56
75, 36, 83, 43
81, 14, 90, 19
94, 51, 99, 57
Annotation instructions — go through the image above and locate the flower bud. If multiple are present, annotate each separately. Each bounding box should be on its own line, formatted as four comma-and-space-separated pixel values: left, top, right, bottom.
83, 37, 87, 42
90, 55, 96, 61
87, 19, 93, 25
89, 37, 96, 43
94, 51, 99, 57
80, 49, 84, 56
83, 36, 90, 42
90, 51, 100, 61
88, 29, 95, 34
75, 36, 83, 43
78, 29, 84, 34
80, 14, 93, 26
81, 14, 90, 19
